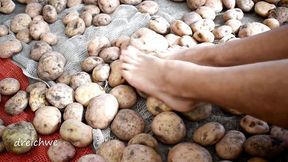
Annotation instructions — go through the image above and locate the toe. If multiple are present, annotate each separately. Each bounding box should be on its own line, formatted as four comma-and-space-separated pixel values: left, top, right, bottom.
121, 70, 133, 83
121, 62, 135, 71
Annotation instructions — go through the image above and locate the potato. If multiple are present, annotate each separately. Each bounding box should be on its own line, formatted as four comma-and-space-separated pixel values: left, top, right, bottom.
0, 25, 8, 36
121, 144, 162, 162
193, 30, 215, 43
63, 102, 84, 121
130, 28, 168, 53
171, 20, 192, 36
247, 157, 269, 162
222, 0, 236, 9
30, 41, 52, 61
37, 51, 66, 80
93, 13, 111, 26
29, 86, 49, 111
213, 25, 233, 39
218, 34, 237, 43
182, 12, 202, 26
46, 83, 74, 109
33, 15, 44, 21
33, 106, 61, 135
109, 85, 137, 109
87, 36, 110, 56
0, 78, 20, 95
81, 56, 103, 73
40, 32, 58, 45
99, 47, 120, 63
10, 14, 31, 34
80, 12, 92, 27
244, 135, 285, 158
2, 121, 37, 154
268, 7, 288, 24
270, 126, 288, 146
77, 154, 106, 162
48, 139, 76, 162
152, 112, 186, 144
5, 90, 28, 116
0, 0, 15, 14
223, 8, 244, 22
205, 0, 223, 12
67, 0, 81, 7
70, 72, 92, 89
25, 2, 42, 18
263, 18, 280, 29
65, 18, 85, 37
236, 0, 254, 12
98, 0, 119, 14
107, 62, 124, 88
92, 63, 110, 82
120, 0, 142, 5
254, 1, 276, 17
182, 103, 212, 121
75, 83, 105, 106
62, 11, 79, 25
168, 142, 212, 162
137, 0, 159, 15
86, 94, 118, 129
0, 39, 22, 59
165, 33, 180, 47
128, 133, 158, 149
49, 0, 67, 13
196, 6, 216, 20
111, 109, 145, 141
16, 29, 32, 43
146, 97, 172, 115
190, 18, 215, 32
42, 5, 57, 24
96, 139, 125, 162
26, 82, 46, 93
186, 0, 206, 10
215, 130, 246, 160
29, 20, 50, 40
238, 22, 270, 38
193, 122, 225, 146
83, 0, 97, 4
149, 16, 170, 35
60, 119, 93, 147
225, 19, 242, 33
56, 70, 77, 85
111, 36, 130, 48
240, 115, 269, 134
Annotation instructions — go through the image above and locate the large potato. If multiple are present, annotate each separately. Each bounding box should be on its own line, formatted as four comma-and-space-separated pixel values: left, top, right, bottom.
111, 109, 145, 141
29, 86, 49, 111
0, 25, 8, 36
96, 139, 125, 162
149, 16, 170, 35
0, 39, 23, 59
128, 133, 158, 149
33, 106, 61, 135
238, 22, 270, 38
46, 83, 74, 109
236, 0, 254, 12
48, 139, 76, 162
60, 119, 93, 147
0, 0, 15, 14
49, 0, 67, 13
92, 63, 110, 82
99, 47, 120, 63
137, 0, 159, 15
0, 78, 20, 95
146, 97, 172, 115
5, 90, 28, 115
81, 56, 104, 73
196, 6, 216, 20
16, 29, 32, 43
190, 18, 215, 32
109, 85, 137, 109
25, 2, 42, 18
98, 0, 119, 13
29, 20, 50, 40
56, 70, 77, 85
30, 41, 52, 61
240, 115, 269, 134
10, 13, 32, 33
168, 142, 212, 162
152, 112, 186, 144
171, 20, 192, 36
121, 144, 162, 162
65, 18, 86, 37
75, 83, 105, 106
108, 60, 125, 87
87, 36, 110, 56
63, 103, 84, 121
42, 5, 57, 23
77, 154, 106, 162
182, 12, 202, 25
182, 103, 212, 121
268, 7, 288, 24
70, 72, 92, 89
186, 0, 206, 10
213, 25, 233, 39
254, 1, 276, 17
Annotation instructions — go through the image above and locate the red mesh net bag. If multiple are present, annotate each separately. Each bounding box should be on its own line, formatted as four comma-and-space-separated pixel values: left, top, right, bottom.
0, 59, 93, 162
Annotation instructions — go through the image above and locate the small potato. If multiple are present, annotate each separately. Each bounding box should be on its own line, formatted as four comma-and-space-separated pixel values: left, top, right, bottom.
128, 133, 158, 149
215, 130, 246, 160
49, 0, 67, 13
75, 83, 105, 106
244, 135, 285, 158
29, 20, 50, 40
190, 18, 215, 32
236, 0, 254, 12
70, 72, 92, 90
268, 7, 288, 24
10, 14, 32, 33
263, 18, 280, 29
77, 154, 106, 162
0, 78, 20, 95
63, 103, 84, 121
62, 11, 79, 25
5, 90, 28, 116
223, 8, 244, 22
109, 85, 137, 109
0, 25, 9, 36
225, 19, 242, 33
168, 142, 212, 162
0, 39, 23, 59
86, 94, 118, 129
111, 109, 145, 141
0, 0, 15, 14
120, 0, 142, 5
92, 13, 111, 26
92, 63, 110, 82
33, 106, 61, 135
111, 36, 130, 48
99, 47, 120, 63
121, 144, 162, 162
30, 41, 52, 61
182, 12, 202, 26
108, 60, 125, 87
87, 36, 110, 56
67, 0, 81, 7
60, 119, 93, 147
152, 112, 186, 144
26, 82, 47, 93
46, 83, 74, 109
193, 30, 215, 43
196, 6, 216, 20
48, 139, 76, 162
137, 0, 159, 15
254, 1, 276, 17
42, 5, 57, 24
149, 16, 170, 35
165, 33, 180, 47
240, 115, 269, 134
40, 32, 58, 45
65, 18, 86, 37
37, 51, 66, 81
182, 103, 212, 121
16, 29, 32, 43
222, 0, 236, 9
81, 56, 104, 72
146, 97, 172, 115
171, 20, 192, 36
29, 87, 49, 111
213, 25, 233, 39
96, 140, 125, 162
247, 157, 269, 162
238, 22, 270, 38
193, 122, 225, 146
56, 70, 77, 85
25, 3, 42, 18
98, 0, 119, 14
186, 0, 206, 10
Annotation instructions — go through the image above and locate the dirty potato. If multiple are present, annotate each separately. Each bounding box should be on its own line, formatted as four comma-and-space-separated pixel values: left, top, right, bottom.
56, 70, 77, 85
63, 102, 84, 121
26, 82, 47, 93
87, 36, 111, 56
70, 72, 92, 89
96, 139, 125, 162
16, 29, 32, 43
186, 0, 206, 10
240, 115, 269, 134
99, 46, 120, 63
92, 13, 111, 26
165, 33, 181, 47
236, 0, 254, 12
146, 97, 172, 115
254, 1, 276, 17
10, 13, 32, 33
0, 39, 23, 59
182, 103, 212, 121
223, 8, 244, 22
92, 63, 110, 82
238, 22, 270, 38
65, 18, 86, 37
193, 30, 215, 42
0, 78, 20, 95
137, 1, 159, 15
108, 60, 125, 87
213, 25, 233, 39
42, 5, 57, 23
5, 90, 28, 115
30, 41, 52, 61
0, 0, 15, 14
128, 133, 158, 149
182, 12, 202, 26
81, 56, 104, 73
109, 85, 137, 109
29, 20, 50, 40
29, 86, 49, 111
46, 83, 74, 109
196, 6, 216, 20
40, 32, 58, 45
149, 16, 170, 35
98, 0, 119, 14
268, 7, 288, 24
67, 0, 81, 7
263, 18, 280, 29
171, 20, 193, 36
121, 144, 162, 162
48, 139, 76, 162
205, 0, 223, 12
222, 0, 236, 9
75, 82, 105, 106
225, 19, 242, 33
25, 2, 42, 18
190, 18, 215, 32
62, 11, 79, 25
49, 0, 67, 13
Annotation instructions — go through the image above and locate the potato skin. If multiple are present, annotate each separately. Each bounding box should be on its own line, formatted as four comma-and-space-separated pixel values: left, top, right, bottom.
77, 154, 106, 162
70, 72, 92, 89
0, 39, 23, 59
168, 142, 212, 162
75, 82, 105, 106
263, 18, 280, 29
171, 20, 192, 36
65, 18, 86, 37
128, 133, 158, 149
254, 1, 276, 17
30, 41, 52, 61
16, 29, 32, 43
48, 139, 76, 162
149, 16, 170, 35
29, 87, 49, 112
146, 97, 172, 115
223, 8, 244, 22
98, 0, 119, 14
108, 60, 125, 87
62, 11, 79, 25
63, 102, 84, 121
49, 0, 67, 13
109, 85, 137, 109
137, 0, 159, 15
121, 144, 162, 162
92, 63, 110, 82
268, 7, 288, 24
96, 139, 125, 162
99, 47, 120, 63
111, 109, 145, 141
152, 112, 186, 144
190, 18, 215, 32
93, 13, 111, 26
46, 83, 74, 109
0, 0, 16, 14
29, 20, 50, 40
0, 78, 20, 95
56, 70, 77, 85
236, 0, 254, 12
5, 90, 28, 115
81, 56, 104, 72
42, 5, 57, 23
10, 13, 32, 33
186, 0, 206, 10
26, 2, 42, 18
87, 36, 111, 56
193, 30, 215, 43
182, 103, 212, 121
182, 12, 202, 26
222, 0, 236, 9
196, 6, 216, 20
240, 115, 269, 134
238, 22, 270, 38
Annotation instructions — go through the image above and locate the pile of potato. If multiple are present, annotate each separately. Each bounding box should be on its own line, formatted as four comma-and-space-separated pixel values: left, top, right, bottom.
1, 0, 288, 161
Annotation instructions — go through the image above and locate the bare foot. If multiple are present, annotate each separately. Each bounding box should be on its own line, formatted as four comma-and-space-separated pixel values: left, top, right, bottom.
120, 46, 196, 112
